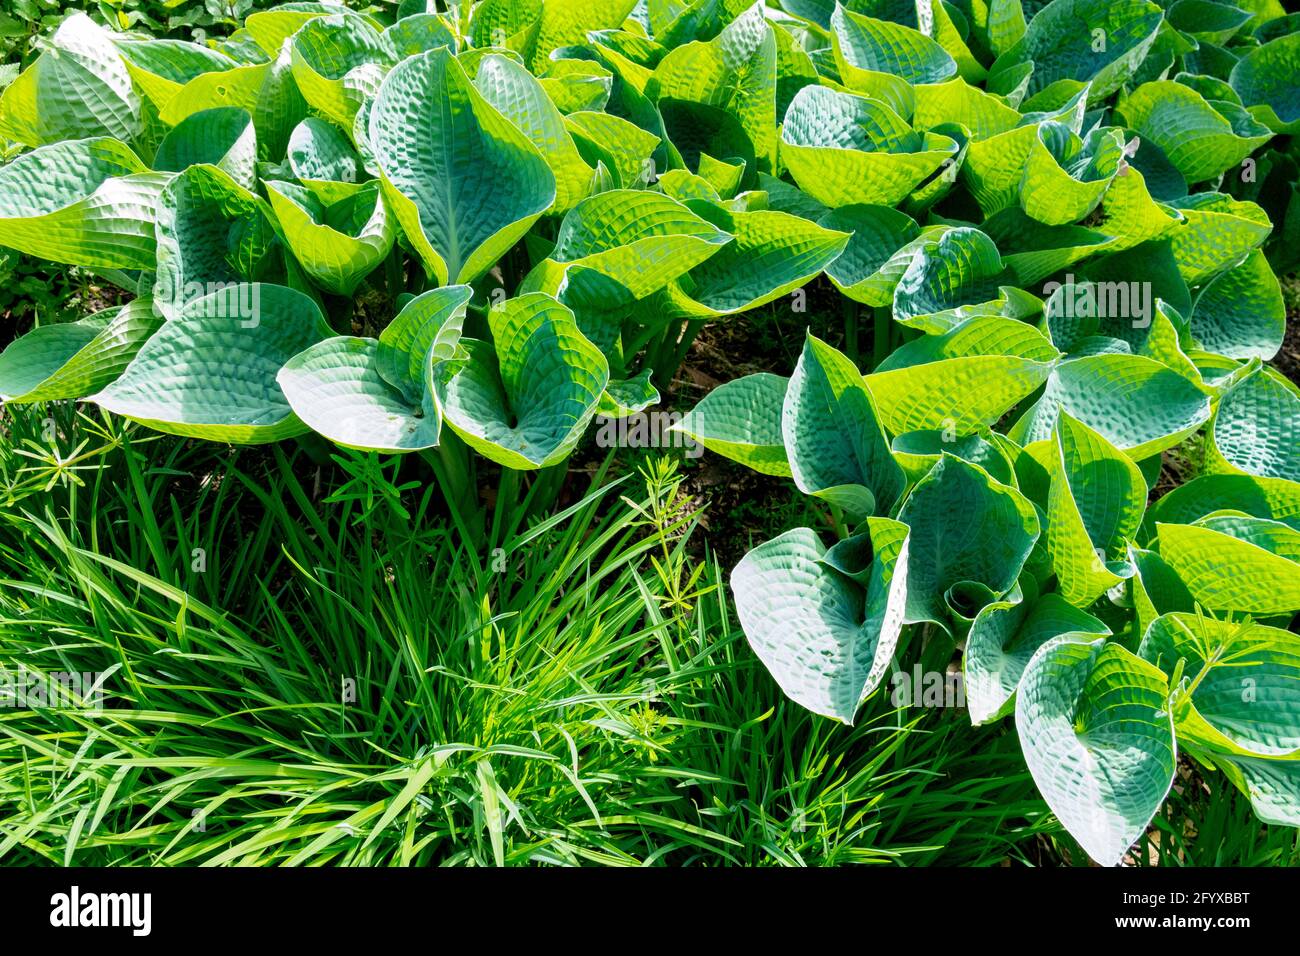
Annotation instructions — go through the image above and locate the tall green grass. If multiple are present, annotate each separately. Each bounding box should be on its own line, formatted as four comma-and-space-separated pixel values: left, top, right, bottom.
0, 404, 1069, 865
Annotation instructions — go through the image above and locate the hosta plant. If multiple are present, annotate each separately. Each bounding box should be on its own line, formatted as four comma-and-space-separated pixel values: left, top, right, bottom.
1, 0, 1299, 866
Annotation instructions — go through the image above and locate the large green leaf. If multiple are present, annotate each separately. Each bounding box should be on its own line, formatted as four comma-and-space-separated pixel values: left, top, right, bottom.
472, 53, 593, 214
1145, 473, 1300, 534
1140, 613, 1300, 758
265, 180, 394, 296
667, 202, 850, 315
0, 13, 141, 149
1020, 123, 1125, 225
780, 85, 958, 207
892, 226, 1006, 332
277, 286, 469, 453
1118, 80, 1272, 183
830, 5, 956, 117
781, 333, 905, 518
647, 2, 779, 172
1190, 249, 1285, 360
675, 372, 791, 477
1015, 636, 1176, 866
1167, 193, 1271, 286
1010, 353, 1212, 459
896, 454, 1040, 627
153, 164, 282, 321
542, 189, 732, 300
867, 316, 1060, 434
1207, 365, 1300, 481
160, 43, 307, 161
731, 520, 910, 723
115, 38, 236, 113
819, 205, 926, 307
526, 0, 641, 73
1157, 515, 1300, 615
290, 12, 396, 129
287, 116, 368, 206
987, 0, 1165, 103
1043, 413, 1147, 606
1229, 32, 1300, 133
0, 137, 166, 271
92, 284, 330, 444
436, 293, 609, 469
368, 48, 555, 284
0, 299, 163, 403
965, 586, 1110, 724
153, 107, 258, 190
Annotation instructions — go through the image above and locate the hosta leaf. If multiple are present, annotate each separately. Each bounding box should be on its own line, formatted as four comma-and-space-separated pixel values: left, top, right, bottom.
891, 428, 1018, 486
966, 587, 1110, 724
893, 227, 1005, 332
265, 180, 394, 296
153, 107, 258, 191
1127, 544, 1195, 640
0, 299, 163, 403
912, 78, 1022, 139
0, 13, 141, 149
781, 85, 958, 208
278, 337, 443, 452
1190, 249, 1284, 360
1167, 193, 1271, 286
819, 205, 925, 307
386, 15, 460, 58
369, 48, 555, 285
92, 284, 330, 444
1044, 413, 1147, 606
1167, 0, 1252, 44
564, 110, 662, 189
1211, 754, 1300, 827
538, 60, 614, 115
153, 164, 282, 321
961, 85, 1090, 215
781, 333, 905, 518
596, 370, 661, 417
867, 316, 1060, 434
0, 137, 166, 271
290, 13, 396, 130
160, 44, 307, 162
470, 0, 543, 51
1091, 164, 1181, 252
473, 54, 593, 214
1229, 32, 1300, 133
544, 189, 732, 300
730, 520, 910, 723
115, 38, 236, 112
1015, 636, 1176, 867
436, 293, 609, 469
1157, 515, 1300, 615
668, 203, 849, 315
1118, 81, 1272, 184
244, 3, 355, 58
675, 372, 792, 477
287, 117, 367, 206
987, 0, 1164, 103
1208, 366, 1300, 481
1145, 473, 1300, 534
830, 5, 957, 116
981, 208, 1115, 286
1021, 123, 1124, 225
1010, 354, 1212, 459
527, 0, 641, 73
279, 284, 468, 455
376, 285, 474, 401
896, 454, 1040, 627
648, 2, 779, 172
1140, 613, 1300, 758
